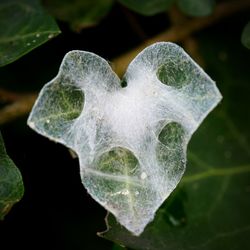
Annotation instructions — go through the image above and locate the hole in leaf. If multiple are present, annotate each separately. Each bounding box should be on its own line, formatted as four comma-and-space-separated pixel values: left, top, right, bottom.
158, 122, 186, 148
120, 78, 128, 88
157, 62, 189, 89
157, 122, 186, 180
45, 83, 84, 123
32, 82, 85, 140
95, 147, 138, 176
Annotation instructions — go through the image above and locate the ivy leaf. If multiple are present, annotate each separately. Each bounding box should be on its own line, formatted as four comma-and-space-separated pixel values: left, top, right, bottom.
0, 132, 24, 220
99, 38, 250, 249
43, 0, 114, 32
27, 42, 221, 235
241, 22, 250, 49
0, 0, 60, 67
177, 0, 215, 17
112, 243, 126, 250
118, 0, 174, 16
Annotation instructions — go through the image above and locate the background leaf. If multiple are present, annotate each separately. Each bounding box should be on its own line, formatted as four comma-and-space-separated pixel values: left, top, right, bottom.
100, 30, 250, 249
0, 132, 24, 220
178, 0, 215, 17
0, 0, 60, 67
241, 21, 250, 49
118, 0, 174, 16
112, 243, 126, 250
43, 0, 114, 32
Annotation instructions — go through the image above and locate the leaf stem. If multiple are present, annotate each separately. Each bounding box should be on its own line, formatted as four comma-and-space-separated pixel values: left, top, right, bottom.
0, 92, 37, 125
182, 164, 250, 184
112, 0, 250, 76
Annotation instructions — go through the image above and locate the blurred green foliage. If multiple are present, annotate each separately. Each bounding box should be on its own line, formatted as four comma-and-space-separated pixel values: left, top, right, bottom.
242, 21, 250, 49
118, 0, 174, 15
43, 0, 114, 32
177, 0, 215, 16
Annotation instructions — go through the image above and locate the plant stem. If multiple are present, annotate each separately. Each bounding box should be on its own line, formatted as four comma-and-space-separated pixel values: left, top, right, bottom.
112, 0, 250, 76
0, 93, 36, 125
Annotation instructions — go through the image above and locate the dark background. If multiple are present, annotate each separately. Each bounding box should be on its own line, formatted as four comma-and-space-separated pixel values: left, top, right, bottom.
0, 2, 249, 250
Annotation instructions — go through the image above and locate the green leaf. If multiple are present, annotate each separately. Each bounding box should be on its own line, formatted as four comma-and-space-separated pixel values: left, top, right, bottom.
0, 132, 24, 220
28, 43, 221, 235
112, 243, 126, 250
178, 0, 215, 17
0, 0, 60, 67
118, 0, 174, 16
100, 36, 250, 249
43, 0, 114, 32
241, 22, 250, 49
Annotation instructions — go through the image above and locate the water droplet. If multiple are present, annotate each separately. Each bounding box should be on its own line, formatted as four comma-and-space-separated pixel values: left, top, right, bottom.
26, 43, 31, 46
140, 172, 147, 180
32, 40, 36, 43
36, 33, 40, 38
48, 34, 54, 39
